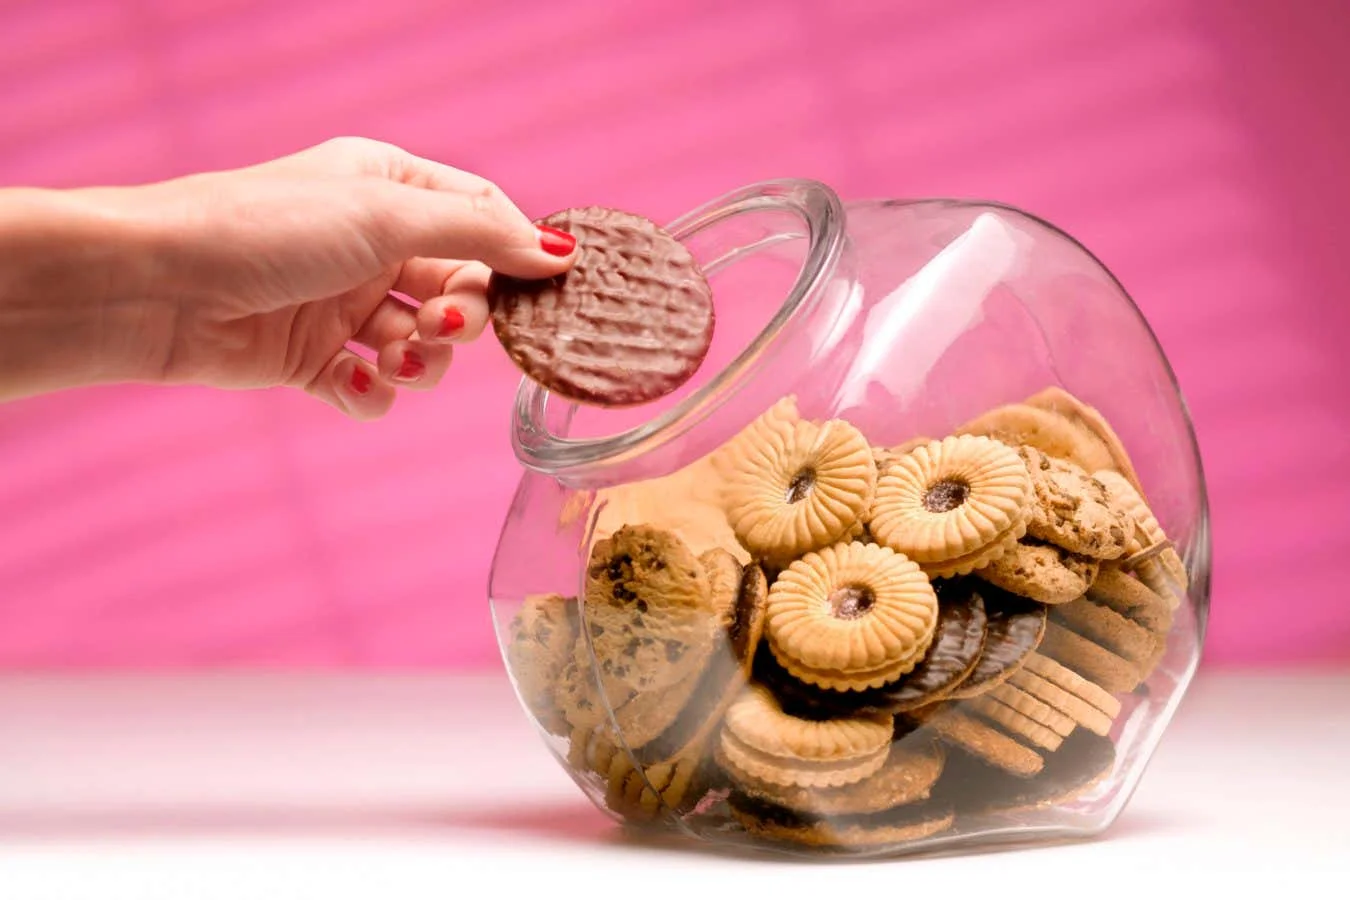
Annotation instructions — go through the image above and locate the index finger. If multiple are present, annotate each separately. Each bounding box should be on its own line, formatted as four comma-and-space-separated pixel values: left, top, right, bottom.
362, 178, 578, 280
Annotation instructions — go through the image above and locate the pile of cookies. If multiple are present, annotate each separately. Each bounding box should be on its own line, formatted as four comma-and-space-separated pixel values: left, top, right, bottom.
504, 386, 1188, 852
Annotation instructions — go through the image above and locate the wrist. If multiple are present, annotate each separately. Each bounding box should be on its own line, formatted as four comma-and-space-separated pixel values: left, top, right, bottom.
0, 186, 175, 401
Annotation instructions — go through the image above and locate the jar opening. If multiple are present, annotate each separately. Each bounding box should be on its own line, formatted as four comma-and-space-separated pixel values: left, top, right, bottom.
511, 179, 847, 484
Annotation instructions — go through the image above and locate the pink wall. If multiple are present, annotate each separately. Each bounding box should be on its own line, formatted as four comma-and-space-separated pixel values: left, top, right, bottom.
1, 0, 1347, 668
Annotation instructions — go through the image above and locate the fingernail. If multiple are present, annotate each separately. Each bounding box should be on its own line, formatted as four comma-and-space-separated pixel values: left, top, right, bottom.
396, 351, 426, 382
349, 367, 372, 395
437, 307, 466, 338
538, 225, 577, 257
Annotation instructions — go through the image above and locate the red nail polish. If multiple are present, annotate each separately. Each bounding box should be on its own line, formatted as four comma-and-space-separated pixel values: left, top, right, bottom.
396, 351, 426, 381
349, 367, 372, 395
437, 307, 466, 337
538, 224, 577, 256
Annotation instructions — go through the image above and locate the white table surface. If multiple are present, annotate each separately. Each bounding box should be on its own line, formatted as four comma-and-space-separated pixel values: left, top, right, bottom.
2, 667, 1347, 897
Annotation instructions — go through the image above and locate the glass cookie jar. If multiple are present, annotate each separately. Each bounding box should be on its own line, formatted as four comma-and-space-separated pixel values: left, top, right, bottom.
488, 179, 1209, 859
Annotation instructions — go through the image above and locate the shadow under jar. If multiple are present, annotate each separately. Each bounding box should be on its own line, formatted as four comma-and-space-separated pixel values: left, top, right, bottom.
488, 179, 1210, 859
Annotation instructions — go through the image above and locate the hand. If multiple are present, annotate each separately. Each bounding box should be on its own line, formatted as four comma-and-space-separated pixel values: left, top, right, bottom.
0, 137, 579, 418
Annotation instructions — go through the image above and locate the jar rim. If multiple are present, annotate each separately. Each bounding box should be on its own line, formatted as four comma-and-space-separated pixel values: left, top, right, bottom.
510, 178, 846, 478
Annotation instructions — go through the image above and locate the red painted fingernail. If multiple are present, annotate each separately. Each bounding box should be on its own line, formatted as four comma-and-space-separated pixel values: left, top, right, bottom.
437, 307, 466, 338
396, 351, 426, 381
538, 225, 577, 256
349, 367, 372, 395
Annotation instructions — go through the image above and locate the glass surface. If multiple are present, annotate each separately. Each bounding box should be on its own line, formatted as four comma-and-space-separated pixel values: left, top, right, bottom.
488, 180, 1209, 859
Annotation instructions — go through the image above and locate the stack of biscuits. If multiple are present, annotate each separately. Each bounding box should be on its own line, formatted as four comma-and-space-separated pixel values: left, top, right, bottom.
505, 386, 1188, 852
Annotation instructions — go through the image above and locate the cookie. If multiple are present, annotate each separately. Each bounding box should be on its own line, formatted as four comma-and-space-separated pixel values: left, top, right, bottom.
1021, 652, 1122, 719
630, 559, 769, 766
727, 791, 955, 851
956, 401, 1114, 477
1008, 667, 1116, 737
935, 728, 1116, 816
504, 592, 579, 736
890, 435, 939, 456
556, 637, 607, 731
1088, 565, 1174, 675
946, 586, 1048, 700
729, 734, 946, 817
987, 682, 1076, 737
573, 527, 747, 756
720, 411, 877, 565
928, 707, 1044, 777
1024, 386, 1144, 497
487, 206, 714, 407
603, 743, 709, 823
969, 694, 1065, 751
717, 684, 893, 789
1094, 470, 1189, 610
726, 562, 771, 671
869, 435, 1032, 578
873, 436, 937, 478
980, 729, 1117, 814
754, 578, 987, 719
764, 541, 939, 692
1050, 596, 1157, 672
701, 548, 745, 628
974, 538, 1099, 605
1019, 446, 1133, 560
591, 459, 750, 565
1038, 620, 1142, 694
819, 584, 987, 714
566, 720, 622, 776
582, 525, 715, 702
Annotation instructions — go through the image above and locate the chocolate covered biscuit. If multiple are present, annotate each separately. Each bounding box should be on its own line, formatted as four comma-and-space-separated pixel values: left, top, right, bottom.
488, 207, 714, 407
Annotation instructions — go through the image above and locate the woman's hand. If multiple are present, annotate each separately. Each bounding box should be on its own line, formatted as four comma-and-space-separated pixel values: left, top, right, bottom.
0, 137, 577, 418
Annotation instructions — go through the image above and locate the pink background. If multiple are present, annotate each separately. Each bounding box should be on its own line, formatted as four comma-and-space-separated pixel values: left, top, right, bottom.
1, 0, 1347, 668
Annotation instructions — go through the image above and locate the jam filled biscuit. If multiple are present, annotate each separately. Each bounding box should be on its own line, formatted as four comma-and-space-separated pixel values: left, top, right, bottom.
764, 541, 939, 692
721, 413, 877, 565
752, 582, 987, 718
728, 731, 946, 818
487, 206, 714, 407
869, 435, 1033, 578
717, 684, 893, 789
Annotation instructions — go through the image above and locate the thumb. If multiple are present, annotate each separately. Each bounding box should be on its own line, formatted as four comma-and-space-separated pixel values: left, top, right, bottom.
362, 178, 578, 279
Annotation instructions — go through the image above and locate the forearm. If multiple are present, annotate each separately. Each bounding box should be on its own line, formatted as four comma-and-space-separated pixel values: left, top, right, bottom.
0, 187, 172, 402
